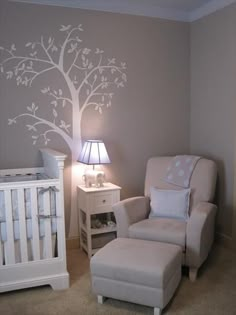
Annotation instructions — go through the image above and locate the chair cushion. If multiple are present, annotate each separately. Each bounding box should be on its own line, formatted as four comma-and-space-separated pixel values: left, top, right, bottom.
128, 218, 186, 250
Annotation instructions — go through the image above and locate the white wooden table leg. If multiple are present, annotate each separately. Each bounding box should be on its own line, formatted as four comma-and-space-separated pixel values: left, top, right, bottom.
97, 295, 105, 304
154, 307, 161, 315
86, 211, 92, 259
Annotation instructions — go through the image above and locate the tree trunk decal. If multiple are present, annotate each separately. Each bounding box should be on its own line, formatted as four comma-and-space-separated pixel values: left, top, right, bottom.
0, 24, 127, 237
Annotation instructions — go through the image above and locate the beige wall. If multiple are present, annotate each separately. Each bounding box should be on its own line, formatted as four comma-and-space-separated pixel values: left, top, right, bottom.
1, 1, 235, 242
0, 1, 190, 237
190, 4, 236, 239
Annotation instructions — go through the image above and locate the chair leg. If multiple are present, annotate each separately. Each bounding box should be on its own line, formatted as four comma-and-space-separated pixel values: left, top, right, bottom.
154, 307, 161, 315
189, 267, 198, 282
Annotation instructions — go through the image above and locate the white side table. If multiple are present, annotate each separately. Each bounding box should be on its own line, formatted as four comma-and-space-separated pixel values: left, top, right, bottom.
77, 183, 121, 258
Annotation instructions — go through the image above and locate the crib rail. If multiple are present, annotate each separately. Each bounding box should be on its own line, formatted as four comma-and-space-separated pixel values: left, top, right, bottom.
0, 179, 61, 266
0, 178, 59, 190
0, 167, 44, 177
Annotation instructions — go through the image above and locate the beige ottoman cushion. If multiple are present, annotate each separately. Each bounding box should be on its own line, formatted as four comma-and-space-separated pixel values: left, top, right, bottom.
90, 238, 182, 311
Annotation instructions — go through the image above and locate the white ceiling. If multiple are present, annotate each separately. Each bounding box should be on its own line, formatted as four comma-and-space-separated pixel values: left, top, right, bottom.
140, 0, 212, 12
10, 0, 236, 21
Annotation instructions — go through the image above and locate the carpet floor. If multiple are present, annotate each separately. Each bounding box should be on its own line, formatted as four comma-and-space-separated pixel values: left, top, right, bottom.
0, 243, 236, 315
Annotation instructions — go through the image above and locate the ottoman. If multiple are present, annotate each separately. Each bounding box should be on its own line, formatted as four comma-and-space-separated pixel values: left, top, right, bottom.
90, 238, 182, 315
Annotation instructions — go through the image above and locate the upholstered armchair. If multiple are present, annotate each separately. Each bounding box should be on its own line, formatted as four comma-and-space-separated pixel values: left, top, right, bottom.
113, 157, 217, 281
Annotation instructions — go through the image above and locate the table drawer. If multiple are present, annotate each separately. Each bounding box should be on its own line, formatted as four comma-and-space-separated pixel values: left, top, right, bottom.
88, 192, 113, 214
94, 192, 113, 207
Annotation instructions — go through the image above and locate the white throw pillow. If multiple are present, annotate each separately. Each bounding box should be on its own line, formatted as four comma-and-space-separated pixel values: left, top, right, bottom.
149, 187, 191, 220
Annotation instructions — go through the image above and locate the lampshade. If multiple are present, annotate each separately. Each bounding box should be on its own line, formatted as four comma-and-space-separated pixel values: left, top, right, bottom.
78, 140, 111, 165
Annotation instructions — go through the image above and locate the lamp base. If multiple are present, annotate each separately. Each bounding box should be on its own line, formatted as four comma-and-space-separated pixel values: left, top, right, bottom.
83, 169, 105, 188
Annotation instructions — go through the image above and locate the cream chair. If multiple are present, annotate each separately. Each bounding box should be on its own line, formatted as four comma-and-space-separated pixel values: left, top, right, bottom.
113, 156, 217, 281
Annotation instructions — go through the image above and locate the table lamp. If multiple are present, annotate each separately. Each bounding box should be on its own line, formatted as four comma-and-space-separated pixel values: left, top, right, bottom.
78, 140, 111, 187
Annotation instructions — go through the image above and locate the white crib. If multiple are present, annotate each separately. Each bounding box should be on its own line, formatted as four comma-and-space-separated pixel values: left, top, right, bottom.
0, 148, 69, 292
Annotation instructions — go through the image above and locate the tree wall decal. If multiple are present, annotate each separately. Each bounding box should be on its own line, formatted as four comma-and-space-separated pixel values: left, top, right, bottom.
0, 24, 127, 237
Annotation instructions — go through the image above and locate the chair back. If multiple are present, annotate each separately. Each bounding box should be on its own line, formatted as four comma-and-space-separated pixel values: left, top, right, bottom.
144, 156, 217, 210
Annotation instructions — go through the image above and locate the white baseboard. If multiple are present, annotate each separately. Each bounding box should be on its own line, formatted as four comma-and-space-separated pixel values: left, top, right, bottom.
66, 236, 80, 250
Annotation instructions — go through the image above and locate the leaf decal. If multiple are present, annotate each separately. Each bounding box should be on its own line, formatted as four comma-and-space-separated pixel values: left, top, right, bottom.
41, 87, 49, 94
51, 100, 57, 107
60, 25, 72, 32
8, 118, 16, 125
26, 124, 37, 132
53, 109, 58, 117
11, 44, 16, 51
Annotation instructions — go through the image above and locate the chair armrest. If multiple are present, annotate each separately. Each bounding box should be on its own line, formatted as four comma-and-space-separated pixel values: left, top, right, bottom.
113, 196, 150, 238
186, 202, 217, 268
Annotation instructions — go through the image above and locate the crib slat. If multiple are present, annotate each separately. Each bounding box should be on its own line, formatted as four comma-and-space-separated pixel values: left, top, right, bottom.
18, 189, 28, 262
30, 187, 40, 261
55, 190, 61, 258
43, 190, 52, 259
4, 189, 15, 265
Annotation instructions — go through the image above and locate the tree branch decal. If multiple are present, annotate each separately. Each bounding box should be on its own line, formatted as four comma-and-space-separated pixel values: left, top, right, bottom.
8, 102, 73, 148
0, 24, 127, 152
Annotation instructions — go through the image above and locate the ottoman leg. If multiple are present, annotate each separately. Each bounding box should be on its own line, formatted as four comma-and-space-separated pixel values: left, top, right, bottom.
189, 267, 198, 282
154, 307, 161, 315
97, 295, 105, 304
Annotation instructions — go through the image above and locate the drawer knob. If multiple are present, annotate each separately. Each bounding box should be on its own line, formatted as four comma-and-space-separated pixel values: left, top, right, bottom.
102, 199, 106, 203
